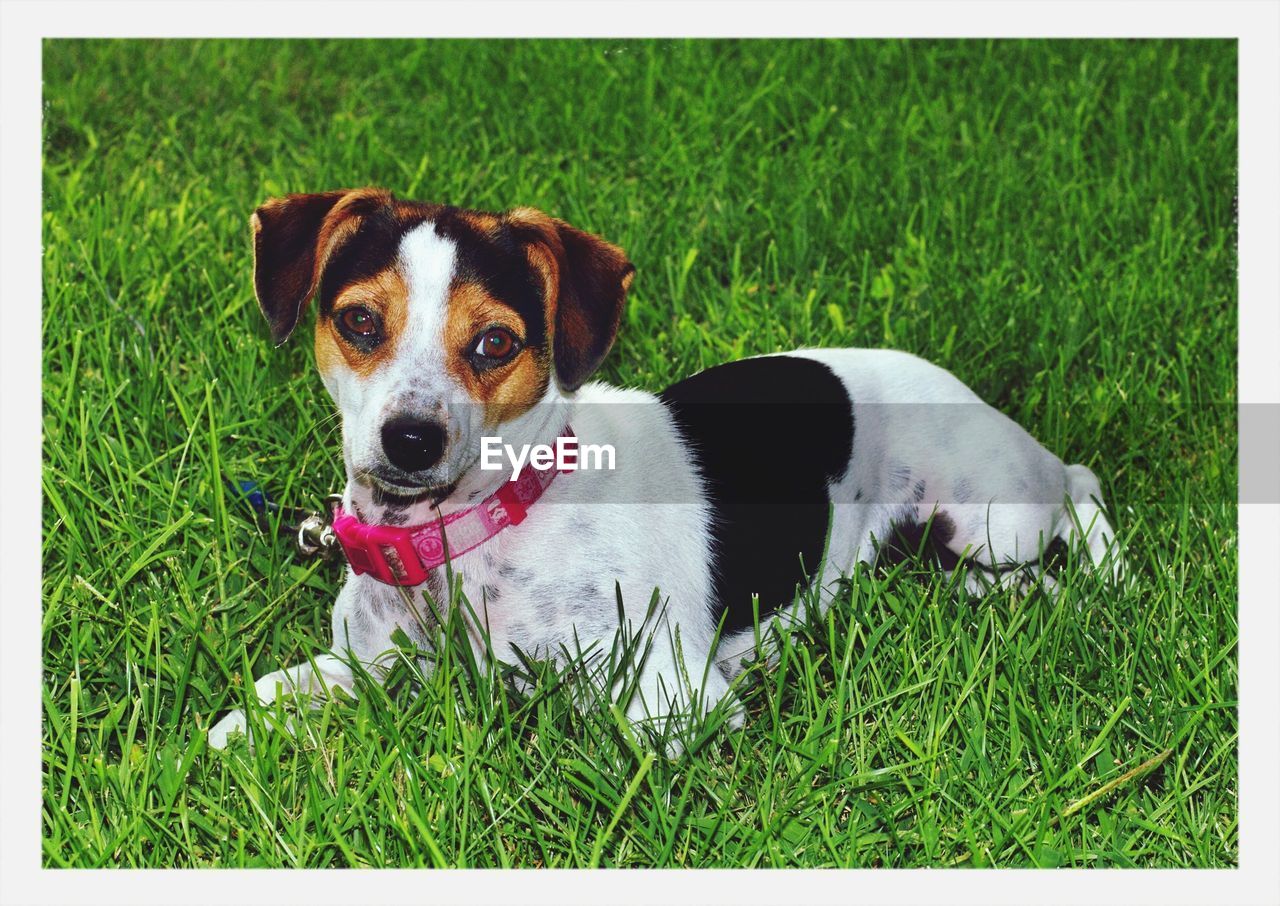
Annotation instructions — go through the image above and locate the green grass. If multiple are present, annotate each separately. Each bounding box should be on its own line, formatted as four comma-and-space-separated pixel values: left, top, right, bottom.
41, 38, 1238, 868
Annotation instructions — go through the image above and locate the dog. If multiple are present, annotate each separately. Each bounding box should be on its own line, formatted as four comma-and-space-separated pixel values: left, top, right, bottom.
207, 188, 1122, 750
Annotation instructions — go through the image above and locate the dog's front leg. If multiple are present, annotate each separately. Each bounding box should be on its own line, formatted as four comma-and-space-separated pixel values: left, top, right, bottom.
620, 618, 742, 757
207, 652, 357, 750
206, 576, 419, 750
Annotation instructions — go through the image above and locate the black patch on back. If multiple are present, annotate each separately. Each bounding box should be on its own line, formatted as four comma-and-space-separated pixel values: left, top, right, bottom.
659, 356, 854, 635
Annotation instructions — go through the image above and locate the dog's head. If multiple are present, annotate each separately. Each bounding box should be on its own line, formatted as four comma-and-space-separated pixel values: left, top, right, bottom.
250, 188, 634, 500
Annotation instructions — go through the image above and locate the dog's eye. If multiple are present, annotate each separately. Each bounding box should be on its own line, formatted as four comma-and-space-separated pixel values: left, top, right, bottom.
338, 306, 380, 339
471, 327, 521, 364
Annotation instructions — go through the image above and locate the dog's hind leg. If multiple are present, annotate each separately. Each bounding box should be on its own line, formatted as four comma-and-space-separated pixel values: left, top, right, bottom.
951, 560, 1059, 598
1056, 463, 1124, 582
932, 463, 1122, 596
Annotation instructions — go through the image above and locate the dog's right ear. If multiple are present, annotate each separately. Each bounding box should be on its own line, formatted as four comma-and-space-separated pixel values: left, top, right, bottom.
250, 189, 386, 345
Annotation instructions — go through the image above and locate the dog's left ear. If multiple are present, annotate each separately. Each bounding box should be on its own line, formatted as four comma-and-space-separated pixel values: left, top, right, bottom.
251, 188, 389, 345
506, 208, 635, 392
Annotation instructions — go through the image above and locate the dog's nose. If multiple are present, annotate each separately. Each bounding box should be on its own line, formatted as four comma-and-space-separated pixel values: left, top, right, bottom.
380, 418, 447, 472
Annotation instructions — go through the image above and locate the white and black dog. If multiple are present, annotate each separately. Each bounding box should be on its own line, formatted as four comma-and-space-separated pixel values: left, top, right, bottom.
208, 189, 1121, 749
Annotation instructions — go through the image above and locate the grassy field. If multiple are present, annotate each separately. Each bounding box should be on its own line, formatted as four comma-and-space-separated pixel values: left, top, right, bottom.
41, 39, 1237, 868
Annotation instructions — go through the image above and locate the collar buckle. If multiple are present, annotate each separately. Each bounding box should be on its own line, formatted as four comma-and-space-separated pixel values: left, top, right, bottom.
295, 493, 345, 561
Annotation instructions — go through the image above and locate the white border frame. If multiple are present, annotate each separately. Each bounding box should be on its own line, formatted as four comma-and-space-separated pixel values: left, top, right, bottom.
3, 3, 1277, 904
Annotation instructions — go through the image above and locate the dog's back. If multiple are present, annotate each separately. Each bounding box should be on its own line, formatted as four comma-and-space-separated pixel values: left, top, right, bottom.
659, 349, 1122, 672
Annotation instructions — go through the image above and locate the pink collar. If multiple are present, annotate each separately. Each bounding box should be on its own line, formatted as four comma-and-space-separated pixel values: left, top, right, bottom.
332, 428, 572, 586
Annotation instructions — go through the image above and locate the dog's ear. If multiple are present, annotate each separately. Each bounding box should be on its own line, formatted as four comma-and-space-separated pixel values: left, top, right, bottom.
250, 189, 387, 345
506, 208, 635, 392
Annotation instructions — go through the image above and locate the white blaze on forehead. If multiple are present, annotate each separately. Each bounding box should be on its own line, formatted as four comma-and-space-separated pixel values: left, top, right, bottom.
397, 221, 458, 348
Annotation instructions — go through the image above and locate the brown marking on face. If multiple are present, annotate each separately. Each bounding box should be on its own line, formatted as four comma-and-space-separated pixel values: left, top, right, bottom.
444, 280, 550, 425
521, 238, 561, 329
503, 206, 634, 391
314, 264, 410, 379
315, 213, 360, 266
505, 206, 561, 303
456, 209, 502, 234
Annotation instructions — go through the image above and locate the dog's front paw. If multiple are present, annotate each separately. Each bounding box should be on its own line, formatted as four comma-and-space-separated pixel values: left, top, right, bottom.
207, 709, 249, 750
719, 692, 746, 732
